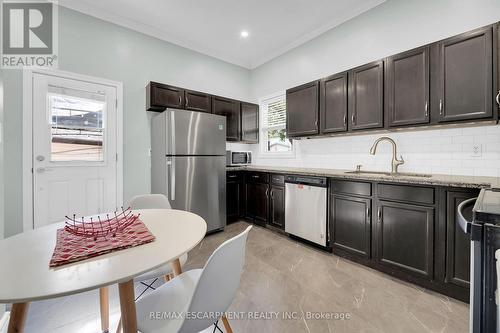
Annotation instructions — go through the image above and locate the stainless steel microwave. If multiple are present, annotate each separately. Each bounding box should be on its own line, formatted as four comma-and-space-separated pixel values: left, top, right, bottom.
226, 151, 252, 166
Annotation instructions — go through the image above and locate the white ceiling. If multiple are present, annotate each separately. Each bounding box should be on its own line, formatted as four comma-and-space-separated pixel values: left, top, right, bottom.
59, 0, 385, 69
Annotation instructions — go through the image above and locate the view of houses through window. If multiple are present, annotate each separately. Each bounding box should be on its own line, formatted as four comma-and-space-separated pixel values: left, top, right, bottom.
261, 94, 292, 153
49, 88, 106, 162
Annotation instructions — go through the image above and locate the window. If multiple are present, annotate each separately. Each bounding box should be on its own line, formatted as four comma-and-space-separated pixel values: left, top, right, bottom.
48, 85, 106, 162
260, 93, 293, 156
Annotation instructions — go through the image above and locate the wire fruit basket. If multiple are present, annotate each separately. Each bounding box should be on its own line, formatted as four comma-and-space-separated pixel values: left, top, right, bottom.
64, 208, 140, 240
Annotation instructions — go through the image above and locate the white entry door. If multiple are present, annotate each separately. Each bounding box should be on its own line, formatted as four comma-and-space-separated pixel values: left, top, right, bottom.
32, 73, 119, 228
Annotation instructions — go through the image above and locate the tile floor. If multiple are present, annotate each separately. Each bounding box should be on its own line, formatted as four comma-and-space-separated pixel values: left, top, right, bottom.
16, 221, 468, 333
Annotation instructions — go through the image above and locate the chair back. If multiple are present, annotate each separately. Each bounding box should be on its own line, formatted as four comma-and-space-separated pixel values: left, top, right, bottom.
179, 226, 252, 333
129, 194, 171, 210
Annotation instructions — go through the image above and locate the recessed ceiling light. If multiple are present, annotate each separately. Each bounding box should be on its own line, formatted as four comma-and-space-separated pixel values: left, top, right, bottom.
240, 30, 249, 38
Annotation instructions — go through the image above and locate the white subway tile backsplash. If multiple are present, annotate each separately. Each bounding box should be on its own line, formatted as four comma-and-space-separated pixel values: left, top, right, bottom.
452, 135, 473, 144
241, 124, 500, 177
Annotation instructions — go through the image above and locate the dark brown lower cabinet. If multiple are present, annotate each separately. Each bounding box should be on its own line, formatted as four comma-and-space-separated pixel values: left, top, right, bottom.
269, 185, 285, 229
375, 200, 434, 279
331, 194, 371, 259
226, 172, 245, 223
441, 188, 479, 301
246, 178, 269, 226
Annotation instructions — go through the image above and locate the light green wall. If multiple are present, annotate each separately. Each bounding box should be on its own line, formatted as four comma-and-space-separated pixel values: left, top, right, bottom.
0, 60, 4, 319
3, 7, 252, 236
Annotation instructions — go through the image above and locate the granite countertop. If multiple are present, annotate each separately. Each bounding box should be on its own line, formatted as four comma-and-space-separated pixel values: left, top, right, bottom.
227, 165, 500, 189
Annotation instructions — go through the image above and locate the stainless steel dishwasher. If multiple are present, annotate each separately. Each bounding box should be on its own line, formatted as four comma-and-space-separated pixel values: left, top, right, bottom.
285, 175, 328, 247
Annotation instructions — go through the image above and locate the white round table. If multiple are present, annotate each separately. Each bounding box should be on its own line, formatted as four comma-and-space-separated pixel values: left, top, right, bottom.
0, 209, 207, 333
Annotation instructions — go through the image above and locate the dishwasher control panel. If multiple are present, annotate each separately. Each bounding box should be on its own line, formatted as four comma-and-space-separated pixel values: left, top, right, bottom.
284, 175, 327, 187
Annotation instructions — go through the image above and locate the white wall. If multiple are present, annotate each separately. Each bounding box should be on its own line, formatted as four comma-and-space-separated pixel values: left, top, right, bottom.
3, 7, 252, 236
248, 0, 500, 176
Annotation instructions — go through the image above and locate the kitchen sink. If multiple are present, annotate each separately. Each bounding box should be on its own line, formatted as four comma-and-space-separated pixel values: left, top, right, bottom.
345, 170, 433, 178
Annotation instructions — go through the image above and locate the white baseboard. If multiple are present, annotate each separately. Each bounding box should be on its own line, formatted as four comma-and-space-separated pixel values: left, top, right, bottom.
0, 312, 10, 333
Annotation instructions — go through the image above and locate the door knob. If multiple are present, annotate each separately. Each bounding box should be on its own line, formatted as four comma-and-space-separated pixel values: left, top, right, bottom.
36, 155, 45, 161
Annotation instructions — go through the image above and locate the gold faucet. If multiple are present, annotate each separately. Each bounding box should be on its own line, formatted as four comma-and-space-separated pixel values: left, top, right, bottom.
369, 137, 405, 174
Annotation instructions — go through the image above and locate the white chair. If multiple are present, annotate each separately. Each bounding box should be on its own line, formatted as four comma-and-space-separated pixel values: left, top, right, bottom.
99, 194, 188, 333
136, 225, 252, 333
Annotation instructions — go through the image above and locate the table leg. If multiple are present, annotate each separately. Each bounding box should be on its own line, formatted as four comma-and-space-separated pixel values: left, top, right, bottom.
170, 258, 182, 276
7, 303, 30, 333
118, 280, 137, 333
99, 287, 110, 332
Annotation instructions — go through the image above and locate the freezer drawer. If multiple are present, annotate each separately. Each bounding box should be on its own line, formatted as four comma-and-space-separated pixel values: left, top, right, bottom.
159, 155, 226, 232
285, 182, 327, 246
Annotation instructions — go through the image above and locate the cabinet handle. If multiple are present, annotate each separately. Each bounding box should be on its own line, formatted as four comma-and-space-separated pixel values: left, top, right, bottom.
496, 90, 500, 106
266, 189, 269, 197
343, 115, 347, 127
178, 95, 182, 106
228, 175, 237, 178
253, 175, 259, 178
439, 99, 443, 115
185, 96, 189, 108
315, 119, 318, 127
352, 114, 356, 125
424, 101, 428, 117
271, 190, 274, 198
377, 207, 382, 223
366, 206, 370, 218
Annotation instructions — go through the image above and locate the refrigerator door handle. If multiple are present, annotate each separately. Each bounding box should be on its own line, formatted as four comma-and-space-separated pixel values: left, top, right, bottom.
170, 111, 176, 156
170, 158, 176, 201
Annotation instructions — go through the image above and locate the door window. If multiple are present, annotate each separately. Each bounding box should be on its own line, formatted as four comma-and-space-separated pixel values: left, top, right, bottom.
48, 85, 106, 162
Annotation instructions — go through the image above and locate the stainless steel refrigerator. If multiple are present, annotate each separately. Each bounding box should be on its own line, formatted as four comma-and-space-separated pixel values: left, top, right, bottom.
151, 109, 226, 232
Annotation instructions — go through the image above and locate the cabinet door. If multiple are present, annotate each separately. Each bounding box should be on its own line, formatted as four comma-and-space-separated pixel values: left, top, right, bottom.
445, 190, 478, 288
241, 102, 259, 143
286, 81, 320, 137
320, 73, 348, 133
246, 182, 269, 225
212, 96, 241, 141
227, 180, 240, 221
185, 90, 212, 113
349, 61, 384, 130
269, 186, 285, 229
254, 183, 269, 224
146, 82, 184, 111
376, 201, 434, 279
386, 46, 430, 127
331, 194, 371, 258
436, 26, 493, 122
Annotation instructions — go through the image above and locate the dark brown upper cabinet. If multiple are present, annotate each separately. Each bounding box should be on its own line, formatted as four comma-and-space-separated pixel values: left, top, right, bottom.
286, 81, 320, 137
146, 82, 184, 112
497, 23, 500, 114
212, 96, 241, 141
240, 102, 259, 143
435, 25, 494, 122
386, 46, 430, 127
349, 61, 384, 130
320, 72, 348, 133
185, 90, 212, 113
